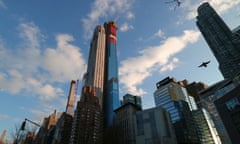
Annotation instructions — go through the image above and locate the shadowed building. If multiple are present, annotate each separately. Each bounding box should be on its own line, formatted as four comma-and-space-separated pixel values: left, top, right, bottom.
70, 86, 103, 144
121, 93, 142, 110
215, 84, 240, 144
114, 94, 177, 144
192, 109, 221, 144
196, 2, 240, 79
114, 98, 142, 144
51, 80, 76, 144
135, 106, 177, 144
34, 110, 57, 144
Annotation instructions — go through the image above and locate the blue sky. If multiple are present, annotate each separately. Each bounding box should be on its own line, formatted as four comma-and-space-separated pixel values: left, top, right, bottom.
0, 0, 240, 140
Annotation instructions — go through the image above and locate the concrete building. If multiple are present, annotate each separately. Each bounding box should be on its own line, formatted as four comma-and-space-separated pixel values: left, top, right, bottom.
114, 103, 140, 144
52, 80, 75, 144
70, 86, 103, 144
121, 93, 142, 110
196, 2, 240, 79
135, 106, 177, 144
34, 110, 57, 144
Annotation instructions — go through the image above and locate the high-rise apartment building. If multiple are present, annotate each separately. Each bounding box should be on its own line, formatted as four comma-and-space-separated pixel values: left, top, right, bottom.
70, 86, 103, 144
196, 2, 240, 79
85, 21, 120, 127
85, 25, 106, 108
103, 21, 120, 127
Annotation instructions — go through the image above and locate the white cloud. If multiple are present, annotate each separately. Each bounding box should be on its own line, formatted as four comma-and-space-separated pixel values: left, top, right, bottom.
119, 22, 134, 32
19, 22, 45, 49
160, 57, 179, 72
43, 34, 86, 82
183, 0, 240, 20
126, 11, 135, 19
82, 0, 134, 39
0, 22, 86, 101
119, 30, 200, 95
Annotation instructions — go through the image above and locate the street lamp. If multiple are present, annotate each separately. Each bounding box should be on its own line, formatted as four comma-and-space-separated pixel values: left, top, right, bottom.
16, 118, 41, 144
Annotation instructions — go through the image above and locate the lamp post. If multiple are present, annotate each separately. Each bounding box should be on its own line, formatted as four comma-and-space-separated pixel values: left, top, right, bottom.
16, 118, 41, 144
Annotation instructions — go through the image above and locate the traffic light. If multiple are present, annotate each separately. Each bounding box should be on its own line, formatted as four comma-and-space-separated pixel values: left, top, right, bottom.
20, 121, 26, 131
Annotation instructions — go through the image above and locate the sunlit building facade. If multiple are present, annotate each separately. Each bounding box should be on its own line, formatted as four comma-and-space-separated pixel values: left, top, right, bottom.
85, 25, 106, 108
84, 21, 120, 127
153, 77, 199, 143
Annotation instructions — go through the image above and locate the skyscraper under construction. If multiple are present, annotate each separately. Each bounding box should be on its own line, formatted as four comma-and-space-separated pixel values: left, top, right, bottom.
84, 21, 120, 127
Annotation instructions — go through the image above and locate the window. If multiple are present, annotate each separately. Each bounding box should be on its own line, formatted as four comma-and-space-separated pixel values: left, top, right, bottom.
226, 97, 240, 110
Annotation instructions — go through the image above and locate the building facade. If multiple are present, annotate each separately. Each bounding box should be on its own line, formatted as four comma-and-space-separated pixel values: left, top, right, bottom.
199, 79, 238, 144
192, 109, 221, 144
84, 21, 120, 127
70, 86, 103, 144
196, 2, 240, 79
52, 112, 73, 144
214, 85, 240, 144
184, 81, 208, 108
114, 103, 140, 144
103, 21, 120, 127
85, 25, 106, 108
135, 107, 177, 144
153, 77, 199, 143
121, 93, 142, 110
34, 111, 57, 144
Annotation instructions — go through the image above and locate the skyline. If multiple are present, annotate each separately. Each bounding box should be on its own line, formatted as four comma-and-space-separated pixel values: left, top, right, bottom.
0, 0, 240, 140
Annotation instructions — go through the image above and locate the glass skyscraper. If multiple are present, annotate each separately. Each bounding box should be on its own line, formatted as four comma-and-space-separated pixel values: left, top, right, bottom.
196, 2, 240, 79
153, 77, 199, 143
85, 21, 120, 127
103, 21, 120, 127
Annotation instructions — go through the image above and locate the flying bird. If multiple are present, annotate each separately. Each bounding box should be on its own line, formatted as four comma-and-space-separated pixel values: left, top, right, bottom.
165, 0, 181, 10
198, 61, 210, 68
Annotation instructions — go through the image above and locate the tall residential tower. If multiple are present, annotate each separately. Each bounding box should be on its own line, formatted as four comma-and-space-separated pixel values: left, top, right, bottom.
103, 21, 120, 127
196, 2, 240, 79
84, 21, 120, 127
